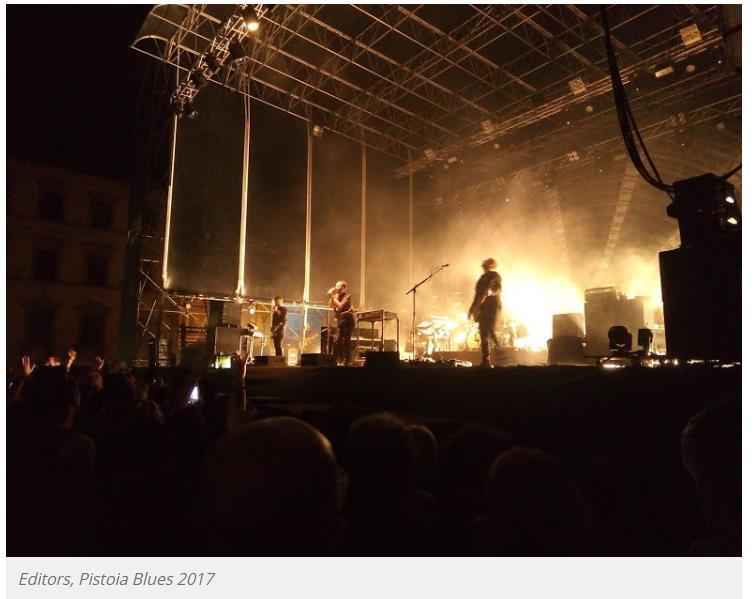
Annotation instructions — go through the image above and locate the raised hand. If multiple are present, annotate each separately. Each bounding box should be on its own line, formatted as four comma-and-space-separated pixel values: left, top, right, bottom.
21, 355, 36, 376
230, 350, 249, 386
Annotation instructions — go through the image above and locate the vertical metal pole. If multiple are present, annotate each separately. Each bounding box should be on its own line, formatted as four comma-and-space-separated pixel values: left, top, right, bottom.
237, 95, 252, 297
408, 155, 414, 286
162, 114, 179, 287
408, 153, 414, 356
360, 142, 367, 309
301, 126, 314, 356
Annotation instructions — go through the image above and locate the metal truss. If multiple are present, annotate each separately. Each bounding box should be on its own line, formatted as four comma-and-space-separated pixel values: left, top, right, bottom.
133, 4, 732, 170
429, 92, 741, 209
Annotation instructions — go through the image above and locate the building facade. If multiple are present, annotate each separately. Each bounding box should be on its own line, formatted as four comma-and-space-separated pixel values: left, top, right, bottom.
6, 160, 129, 364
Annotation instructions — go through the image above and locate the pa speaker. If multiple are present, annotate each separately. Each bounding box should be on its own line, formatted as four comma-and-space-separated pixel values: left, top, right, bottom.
660, 240, 741, 361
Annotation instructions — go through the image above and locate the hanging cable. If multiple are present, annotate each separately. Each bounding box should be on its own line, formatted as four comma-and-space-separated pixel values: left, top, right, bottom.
719, 163, 741, 180
600, 6, 674, 196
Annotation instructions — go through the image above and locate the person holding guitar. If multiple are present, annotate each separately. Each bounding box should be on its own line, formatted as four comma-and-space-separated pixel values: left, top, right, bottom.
468, 258, 502, 368
271, 296, 287, 357
328, 280, 355, 366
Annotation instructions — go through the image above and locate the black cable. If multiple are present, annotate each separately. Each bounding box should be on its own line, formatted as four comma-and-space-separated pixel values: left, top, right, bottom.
720, 163, 742, 180
601, 5, 674, 195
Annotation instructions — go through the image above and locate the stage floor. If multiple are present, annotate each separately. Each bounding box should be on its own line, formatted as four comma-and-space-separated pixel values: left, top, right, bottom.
244, 362, 740, 465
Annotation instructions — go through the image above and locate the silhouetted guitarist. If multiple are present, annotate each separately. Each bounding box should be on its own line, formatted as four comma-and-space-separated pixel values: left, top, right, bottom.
271, 296, 287, 357
468, 258, 502, 368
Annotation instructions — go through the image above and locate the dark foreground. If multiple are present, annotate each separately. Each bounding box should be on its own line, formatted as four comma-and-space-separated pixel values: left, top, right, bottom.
7, 361, 741, 557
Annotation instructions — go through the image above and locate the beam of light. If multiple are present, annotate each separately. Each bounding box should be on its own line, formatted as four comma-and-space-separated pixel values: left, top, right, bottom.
502, 268, 583, 350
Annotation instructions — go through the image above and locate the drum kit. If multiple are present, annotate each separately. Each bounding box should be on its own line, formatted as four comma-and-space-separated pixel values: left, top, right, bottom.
415, 317, 480, 355
414, 316, 528, 356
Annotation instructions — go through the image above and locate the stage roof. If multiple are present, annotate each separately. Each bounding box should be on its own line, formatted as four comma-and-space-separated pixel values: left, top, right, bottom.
133, 4, 739, 178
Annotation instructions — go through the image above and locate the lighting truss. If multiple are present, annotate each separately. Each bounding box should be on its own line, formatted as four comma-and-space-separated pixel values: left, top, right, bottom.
133, 5, 732, 173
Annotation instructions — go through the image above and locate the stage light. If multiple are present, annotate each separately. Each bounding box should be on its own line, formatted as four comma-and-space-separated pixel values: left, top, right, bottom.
493, 143, 501, 150
726, 216, 738, 225
654, 65, 674, 78
685, 63, 696, 74
680, 24, 702, 47
185, 101, 199, 119
248, 306, 256, 316
424, 148, 437, 160
189, 69, 207, 88
725, 195, 736, 204
585, 105, 594, 114
228, 39, 247, 62
204, 53, 219, 73
312, 124, 324, 138
447, 156, 458, 164
481, 119, 495, 134
608, 325, 632, 353
638, 328, 654, 354
568, 77, 586, 94
566, 150, 580, 162
242, 7, 260, 32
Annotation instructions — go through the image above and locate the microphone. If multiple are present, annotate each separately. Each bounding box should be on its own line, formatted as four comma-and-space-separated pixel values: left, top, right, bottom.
327, 287, 336, 295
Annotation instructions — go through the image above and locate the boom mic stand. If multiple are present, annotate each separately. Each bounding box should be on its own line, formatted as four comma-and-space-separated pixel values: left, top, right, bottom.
406, 264, 449, 360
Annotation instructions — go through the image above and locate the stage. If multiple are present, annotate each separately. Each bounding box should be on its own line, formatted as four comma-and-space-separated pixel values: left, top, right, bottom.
238, 362, 740, 469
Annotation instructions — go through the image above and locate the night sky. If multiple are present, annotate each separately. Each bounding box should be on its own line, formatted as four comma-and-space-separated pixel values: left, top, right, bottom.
7, 5, 153, 180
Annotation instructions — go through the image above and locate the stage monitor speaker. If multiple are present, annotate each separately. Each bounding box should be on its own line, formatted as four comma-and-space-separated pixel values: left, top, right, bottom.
254, 355, 287, 367
660, 240, 740, 361
553, 313, 584, 338
214, 326, 240, 355
301, 353, 336, 367
365, 351, 400, 367
547, 337, 586, 365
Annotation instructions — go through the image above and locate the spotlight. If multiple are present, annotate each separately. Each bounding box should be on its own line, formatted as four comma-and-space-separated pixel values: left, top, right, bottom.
608, 325, 632, 353
725, 195, 736, 204
481, 119, 495, 134
228, 39, 247, 62
679, 23, 702, 47
585, 105, 594, 114
189, 69, 207, 88
248, 306, 256, 316
685, 63, 696, 74
185, 101, 199, 120
204, 53, 220, 73
568, 77, 586, 94
242, 7, 260, 32
726, 216, 738, 225
654, 65, 675, 78
312, 124, 324, 138
493, 143, 501, 150
637, 328, 654, 354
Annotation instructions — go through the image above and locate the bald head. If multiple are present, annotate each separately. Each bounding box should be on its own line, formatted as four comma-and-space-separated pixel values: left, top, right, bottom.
204, 417, 340, 556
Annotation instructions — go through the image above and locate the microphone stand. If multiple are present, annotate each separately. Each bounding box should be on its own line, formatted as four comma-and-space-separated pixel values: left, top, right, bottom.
405, 264, 448, 360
